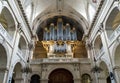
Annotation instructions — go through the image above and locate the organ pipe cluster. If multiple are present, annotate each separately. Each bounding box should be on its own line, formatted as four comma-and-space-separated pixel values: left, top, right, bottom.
42, 18, 77, 57
43, 18, 77, 41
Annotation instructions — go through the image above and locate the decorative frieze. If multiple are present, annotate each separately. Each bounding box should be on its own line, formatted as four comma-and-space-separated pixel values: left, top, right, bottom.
41, 64, 48, 71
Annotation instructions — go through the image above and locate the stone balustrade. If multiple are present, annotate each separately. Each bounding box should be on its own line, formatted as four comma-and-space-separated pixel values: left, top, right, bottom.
31, 58, 90, 64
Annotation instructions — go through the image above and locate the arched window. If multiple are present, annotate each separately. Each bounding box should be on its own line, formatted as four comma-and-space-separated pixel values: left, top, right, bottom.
105, 7, 120, 39
81, 74, 91, 83
18, 36, 27, 57
11, 63, 23, 83
0, 44, 7, 83
0, 7, 15, 38
94, 35, 103, 57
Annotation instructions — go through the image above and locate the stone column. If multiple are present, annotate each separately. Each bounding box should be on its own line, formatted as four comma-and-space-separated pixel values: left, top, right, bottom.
113, 66, 120, 83
14, 72, 24, 83
98, 77, 106, 83
0, 67, 8, 83
40, 79, 48, 83
74, 78, 81, 83
3, 68, 9, 83
14, 78, 24, 83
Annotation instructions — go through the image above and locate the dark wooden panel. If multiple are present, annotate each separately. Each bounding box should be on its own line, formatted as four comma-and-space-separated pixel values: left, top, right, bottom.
49, 69, 73, 83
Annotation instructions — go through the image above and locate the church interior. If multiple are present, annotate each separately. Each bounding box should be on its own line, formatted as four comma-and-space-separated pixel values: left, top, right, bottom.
0, 0, 120, 83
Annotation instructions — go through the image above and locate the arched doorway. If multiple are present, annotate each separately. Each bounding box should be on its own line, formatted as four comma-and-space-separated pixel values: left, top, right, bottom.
81, 74, 91, 83
48, 68, 73, 83
114, 44, 120, 82
30, 74, 40, 83
0, 44, 7, 83
0, 7, 15, 38
99, 61, 111, 83
11, 63, 23, 83
94, 35, 103, 58
105, 7, 120, 39
18, 36, 27, 58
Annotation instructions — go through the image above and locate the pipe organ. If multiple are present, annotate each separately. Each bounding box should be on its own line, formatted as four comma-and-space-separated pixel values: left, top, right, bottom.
42, 18, 79, 58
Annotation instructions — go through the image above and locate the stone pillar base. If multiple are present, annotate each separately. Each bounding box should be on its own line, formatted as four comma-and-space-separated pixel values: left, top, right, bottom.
74, 78, 81, 83
15, 78, 24, 83
40, 79, 48, 83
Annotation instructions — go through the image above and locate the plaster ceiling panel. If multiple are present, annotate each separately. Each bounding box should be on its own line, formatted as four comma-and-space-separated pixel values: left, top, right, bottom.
32, 0, 56, 19
64, 0, 88, 20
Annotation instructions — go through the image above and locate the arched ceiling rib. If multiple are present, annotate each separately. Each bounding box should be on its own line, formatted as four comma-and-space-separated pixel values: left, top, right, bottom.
33, 6, 88, 32
29, 0, 98, 35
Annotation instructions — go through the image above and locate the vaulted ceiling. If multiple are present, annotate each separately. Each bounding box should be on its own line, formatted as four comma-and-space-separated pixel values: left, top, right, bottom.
23, 0, 100, 34
21, 0, 101, 58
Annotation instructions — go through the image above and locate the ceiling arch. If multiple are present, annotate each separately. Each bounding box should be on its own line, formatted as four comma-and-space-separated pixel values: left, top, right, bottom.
26, 0, 100, 36
32, 3, 89, 35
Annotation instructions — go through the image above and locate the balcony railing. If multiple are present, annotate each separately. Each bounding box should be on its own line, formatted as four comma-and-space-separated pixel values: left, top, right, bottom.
31, 58, 90, 64
0, 24, 12, 44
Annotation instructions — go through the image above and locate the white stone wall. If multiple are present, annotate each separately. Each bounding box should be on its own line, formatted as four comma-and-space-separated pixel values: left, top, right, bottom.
0, 0, 33, 83
0, 0, 120, 83
87, 0, 120, 83
30, 60, 91, 83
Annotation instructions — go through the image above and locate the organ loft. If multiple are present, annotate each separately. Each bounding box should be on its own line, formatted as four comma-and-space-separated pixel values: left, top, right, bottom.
0, 0, 119, 83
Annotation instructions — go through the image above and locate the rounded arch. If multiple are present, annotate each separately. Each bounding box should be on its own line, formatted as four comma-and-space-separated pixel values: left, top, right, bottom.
33, 14, 87, 33
0, 40, 11, 69
11, 62, 23, 83
18, 35, 28, 57
30, 74, 40, 83
114, 44, 120, 67
0, 44, 7, 67
93, 35, 103, 58
81, 73, 91, 83
99, 61, 111, 83
0, 7, 16, 38
105, 5, 120, 39
48, 68, 73, 83
0, 43, 8, 83
111, 40, 120, 66
36, 16, 84, 41
45, 65, 76, 79
32, 5, 89, 35
113, 42, 120, 83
